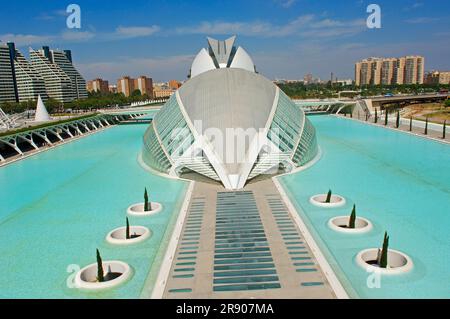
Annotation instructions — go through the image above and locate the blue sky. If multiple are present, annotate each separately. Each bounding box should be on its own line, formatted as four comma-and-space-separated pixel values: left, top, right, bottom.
1, 0, 449, 82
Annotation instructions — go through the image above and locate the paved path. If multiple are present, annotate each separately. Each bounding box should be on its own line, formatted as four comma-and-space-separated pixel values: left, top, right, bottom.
162, 179, 336, 299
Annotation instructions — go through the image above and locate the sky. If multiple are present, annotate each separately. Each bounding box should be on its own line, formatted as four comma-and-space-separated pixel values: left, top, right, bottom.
1, 0, 449, 83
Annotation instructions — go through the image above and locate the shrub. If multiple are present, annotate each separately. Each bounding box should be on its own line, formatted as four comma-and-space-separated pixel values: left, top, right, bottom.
96, 249, 105, 282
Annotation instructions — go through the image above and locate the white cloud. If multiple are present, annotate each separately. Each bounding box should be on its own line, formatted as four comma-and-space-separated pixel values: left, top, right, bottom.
175, 15, 365, 38
113, 26, 161, 39
61, 30, 95, 42
404, 17, 440, 24
274, 0, 297, 8
0, 33, 55, 46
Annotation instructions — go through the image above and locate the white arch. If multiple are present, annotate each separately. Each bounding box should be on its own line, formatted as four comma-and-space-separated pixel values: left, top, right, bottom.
190, 48, 216, 78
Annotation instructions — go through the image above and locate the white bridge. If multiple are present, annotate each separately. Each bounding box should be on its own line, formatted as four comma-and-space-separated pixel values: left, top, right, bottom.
0, 111, 148, 163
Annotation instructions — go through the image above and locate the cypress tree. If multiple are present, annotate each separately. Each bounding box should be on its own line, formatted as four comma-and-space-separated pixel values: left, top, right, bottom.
96, 249, 104, 282
379, 232, 389, 268
144, 187, 149, 212
384, 109, 388, 126
349, 205, 356, 229
374, 108, 378, 123
325, 190, 332, 203
396, 110, 400, 128
443, 120, 446, 139
409, 116, 413, 131
126, 217, 130, 240
424, 117, 428, 135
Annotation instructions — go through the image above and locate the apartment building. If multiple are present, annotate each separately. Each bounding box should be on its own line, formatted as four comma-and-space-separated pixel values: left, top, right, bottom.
87, 78, 110, 94
355, 55, 425, 86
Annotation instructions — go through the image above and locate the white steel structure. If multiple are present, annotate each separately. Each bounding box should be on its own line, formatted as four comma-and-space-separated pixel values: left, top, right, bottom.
143, 37, 318, 189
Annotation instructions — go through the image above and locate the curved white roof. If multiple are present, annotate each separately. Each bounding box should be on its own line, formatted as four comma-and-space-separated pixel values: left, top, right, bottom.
230, 47, 255, 73
190, 36, 256, 79
190, 48, 216, 78
178, 68, 277, 187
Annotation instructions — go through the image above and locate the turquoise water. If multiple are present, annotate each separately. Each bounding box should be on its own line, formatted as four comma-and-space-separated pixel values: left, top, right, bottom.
0, 122, 187, 298
280, 116, 450, 298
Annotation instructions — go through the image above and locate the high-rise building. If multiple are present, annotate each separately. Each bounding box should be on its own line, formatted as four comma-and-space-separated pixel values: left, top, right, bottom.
381, 58, 397, 85
355, 55, 425, 86
117, 76, 135, 97
0, 43, 18, 103
29, 48, 74, 103
11, 45, 47, 102
87, 78, 109, 94
134, 76, 153, 98
404, 56, 424, 84
50, 49, 87, 99
0, 43, 86, 104
425, 71, 450, 85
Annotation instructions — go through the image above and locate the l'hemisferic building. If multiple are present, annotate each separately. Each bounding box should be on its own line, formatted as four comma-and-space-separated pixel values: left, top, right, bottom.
142, 36, 318, 190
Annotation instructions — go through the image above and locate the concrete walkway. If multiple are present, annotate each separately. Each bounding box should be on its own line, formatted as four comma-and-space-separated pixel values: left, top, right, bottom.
162, 179, 336, 299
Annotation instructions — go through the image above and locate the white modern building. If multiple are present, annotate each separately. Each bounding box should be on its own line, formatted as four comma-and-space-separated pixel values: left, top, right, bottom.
0, 43, 17, 103
142, 36, 318, 190
50, 49, 87, 100
29, 46, 87, 103
12, 47, 47, 102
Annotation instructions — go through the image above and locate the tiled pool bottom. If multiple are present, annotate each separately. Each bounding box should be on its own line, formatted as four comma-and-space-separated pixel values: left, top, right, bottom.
0, 124, 188, 298
279, 115, 450, 298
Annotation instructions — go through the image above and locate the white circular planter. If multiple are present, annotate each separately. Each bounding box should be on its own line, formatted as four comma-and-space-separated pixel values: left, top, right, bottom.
106, 226, 151, 245
356, 248, 413, 275
74, 260, 132, 290
127, 202, 162, 217
310, 194, 346, 208
328, 216, 373, 234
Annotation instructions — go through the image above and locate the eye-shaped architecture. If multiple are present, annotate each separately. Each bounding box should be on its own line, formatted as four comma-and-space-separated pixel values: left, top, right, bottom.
142, 36, 318, 189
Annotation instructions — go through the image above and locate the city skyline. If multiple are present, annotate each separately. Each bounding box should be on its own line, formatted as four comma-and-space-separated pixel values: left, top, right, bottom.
0, 0, 449, 82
